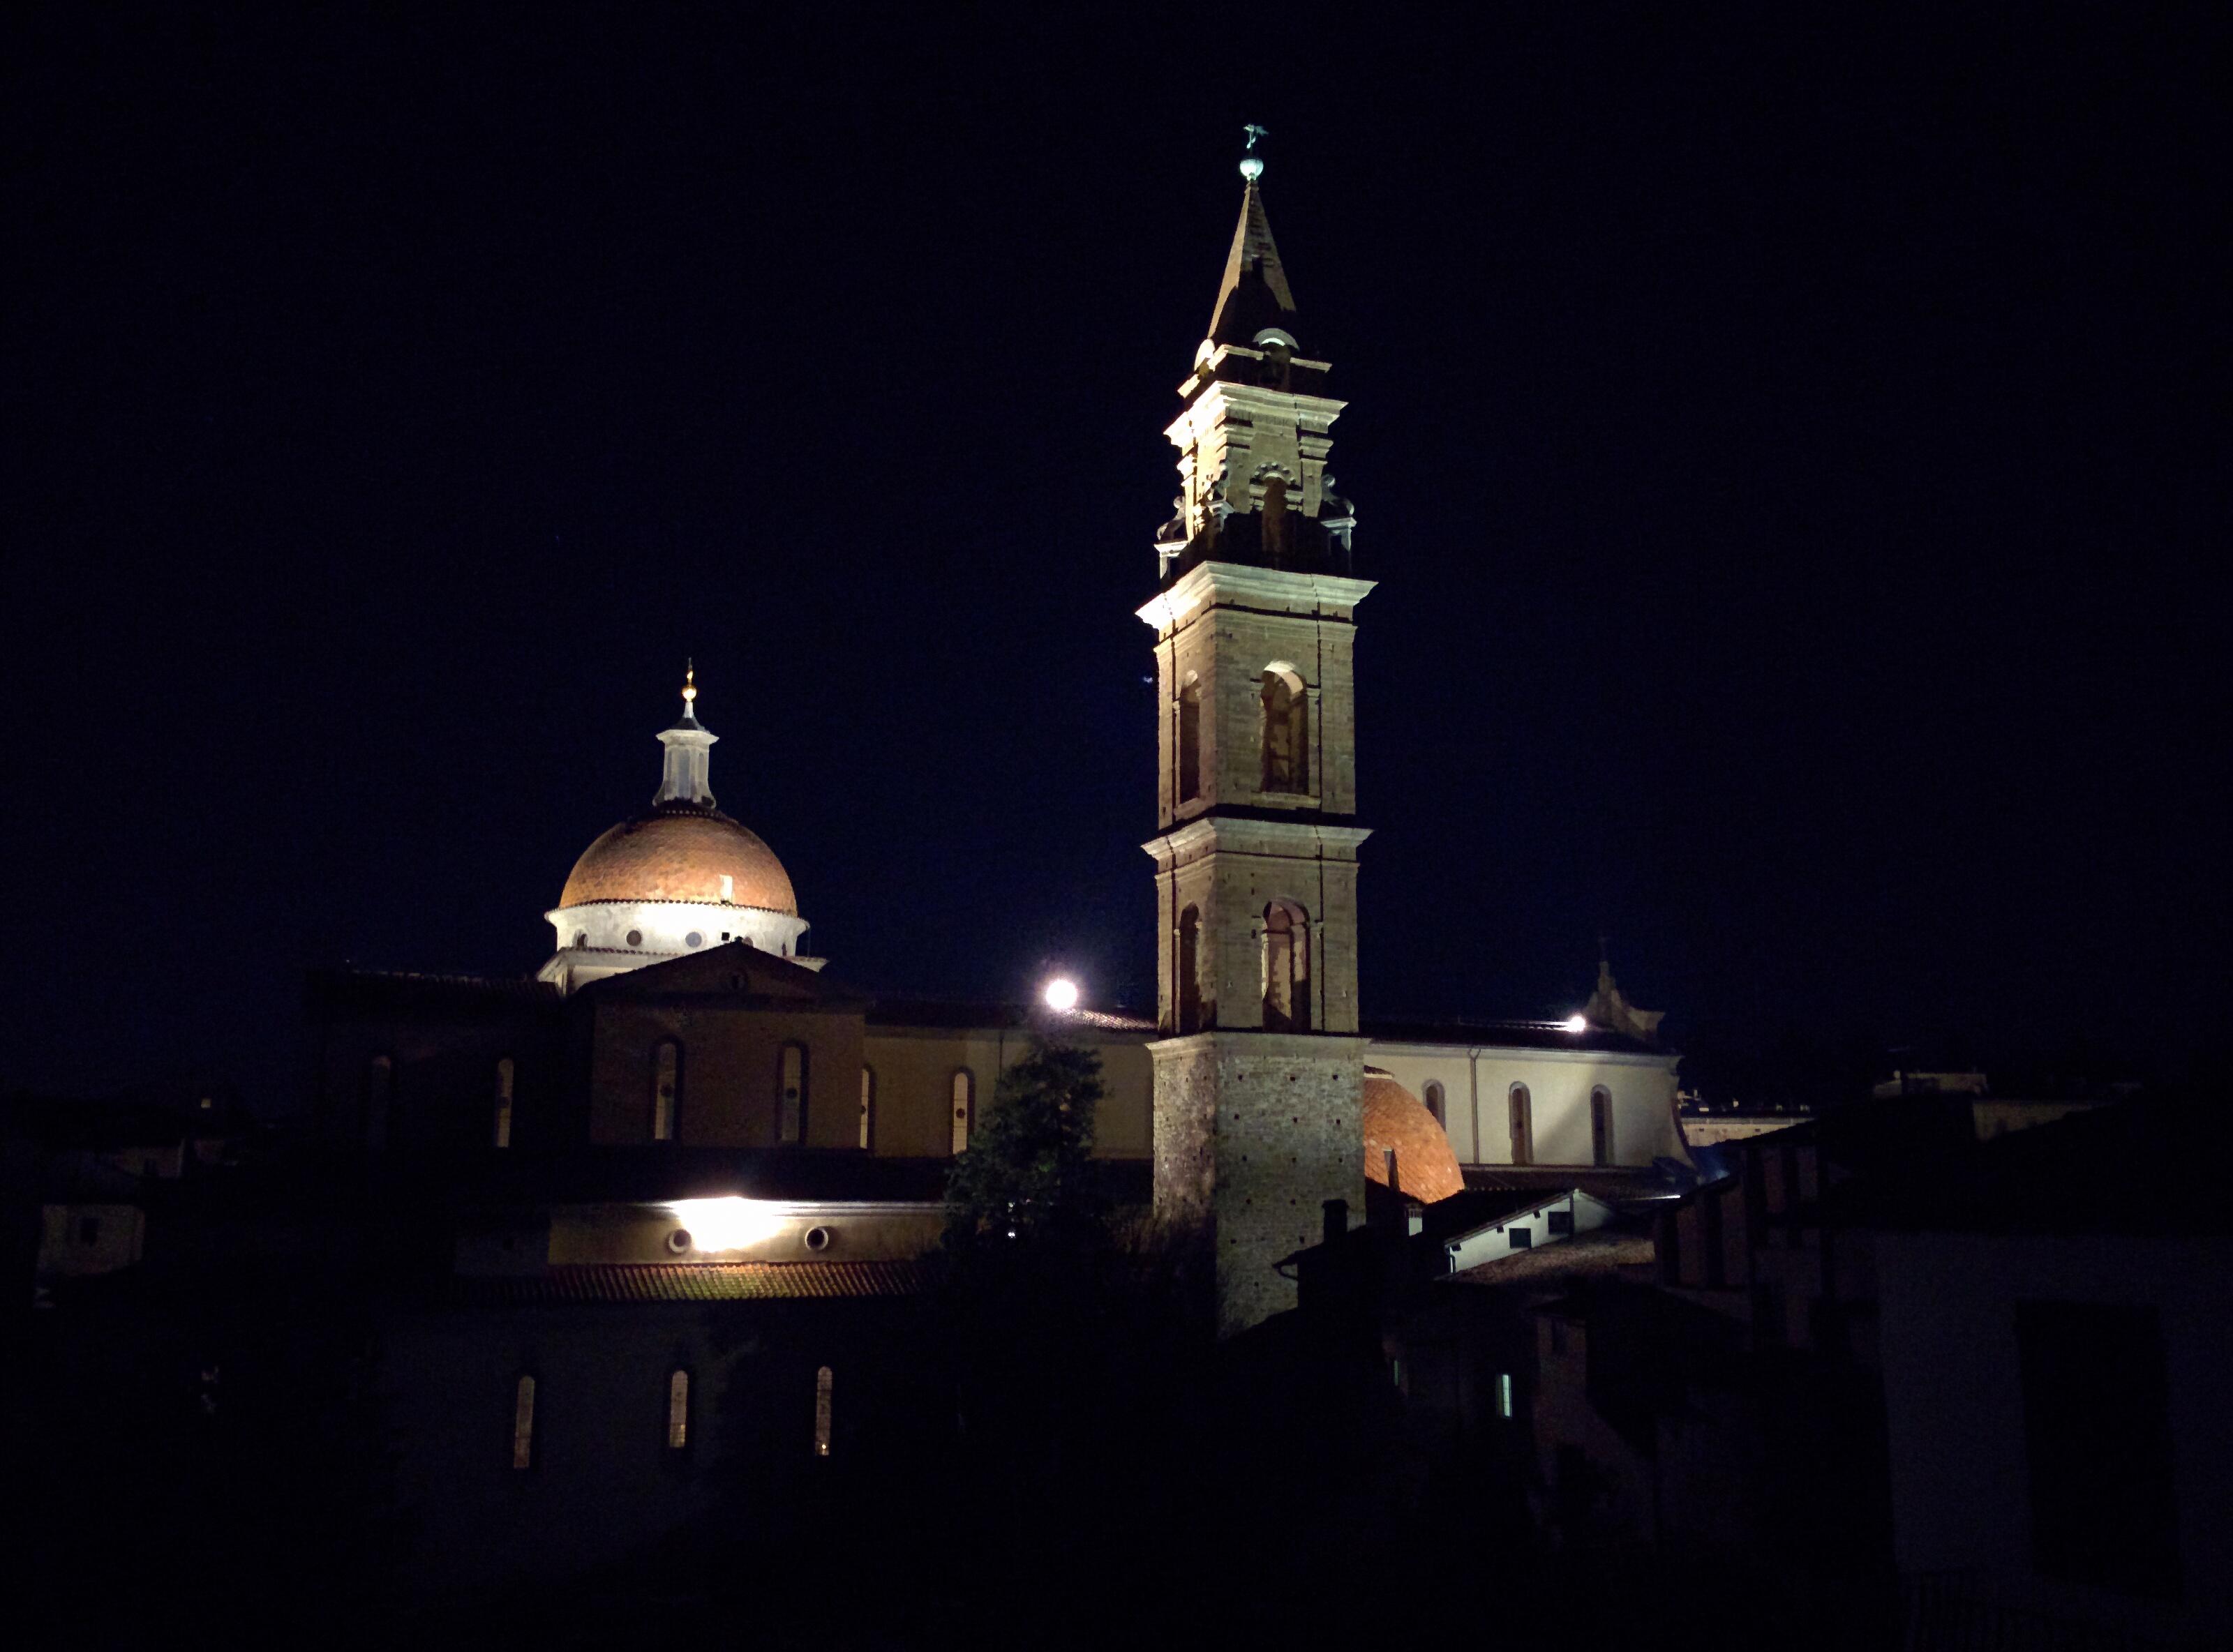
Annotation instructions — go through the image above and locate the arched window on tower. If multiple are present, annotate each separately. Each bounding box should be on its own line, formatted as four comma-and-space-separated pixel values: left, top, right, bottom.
950, 1069, 975, 1155
1508, 1084, 1533, 1167
858, 1065, 876, 1151
1261, 901, 1310, 1032
652, 1040, 682, 1143
1177, 904, 1204, 1033
1177, 677, 1203, 803
1260, 668, 1309, 794
493, 1057, 515, 1150
1591, 1086, 1615, 1167
777, 1042, 807, 1145
1424, 1080, 1446, 1128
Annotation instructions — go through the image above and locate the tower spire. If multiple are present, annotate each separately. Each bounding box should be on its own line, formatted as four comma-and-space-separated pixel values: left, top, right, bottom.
1208, 124, 1297, 347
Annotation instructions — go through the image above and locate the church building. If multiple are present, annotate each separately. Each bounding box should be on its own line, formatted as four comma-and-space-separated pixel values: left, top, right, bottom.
299, 148, 1689, 1542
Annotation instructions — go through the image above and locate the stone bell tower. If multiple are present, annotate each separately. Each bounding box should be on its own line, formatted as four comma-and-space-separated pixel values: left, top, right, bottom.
1142, 132, 1373, 1335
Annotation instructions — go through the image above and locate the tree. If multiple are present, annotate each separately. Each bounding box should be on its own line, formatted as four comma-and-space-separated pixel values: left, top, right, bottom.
941, 1039, 1106, 1252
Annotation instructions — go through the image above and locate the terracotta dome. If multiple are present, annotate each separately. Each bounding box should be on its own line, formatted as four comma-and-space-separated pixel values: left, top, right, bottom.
558, 808, 798, 913
1362, 1071, 1465, 1203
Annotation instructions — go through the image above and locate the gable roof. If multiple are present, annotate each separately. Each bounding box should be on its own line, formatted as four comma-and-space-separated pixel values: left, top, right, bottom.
578, 941, 869, 1008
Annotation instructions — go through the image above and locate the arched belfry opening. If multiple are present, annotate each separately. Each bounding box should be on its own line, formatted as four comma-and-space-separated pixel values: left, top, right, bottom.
1261, 667, 1308, 794
1261, 901, 1310, 1032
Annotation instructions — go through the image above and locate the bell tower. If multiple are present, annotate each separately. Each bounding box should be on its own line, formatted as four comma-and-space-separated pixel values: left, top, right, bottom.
1142, 133, 1373, 1335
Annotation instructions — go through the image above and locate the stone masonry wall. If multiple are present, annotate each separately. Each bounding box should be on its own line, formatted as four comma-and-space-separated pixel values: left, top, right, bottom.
1152, 1030, 1366, 1335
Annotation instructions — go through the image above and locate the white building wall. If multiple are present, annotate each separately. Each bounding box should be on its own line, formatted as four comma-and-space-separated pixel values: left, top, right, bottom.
1366, 1042, 1681, 1167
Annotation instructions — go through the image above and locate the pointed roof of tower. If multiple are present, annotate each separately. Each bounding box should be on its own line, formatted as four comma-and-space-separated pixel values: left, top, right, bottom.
1207, 142, 1299, 348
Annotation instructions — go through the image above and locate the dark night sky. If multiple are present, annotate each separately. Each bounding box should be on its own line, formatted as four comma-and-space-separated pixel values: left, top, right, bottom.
5, 6, 2225, 1107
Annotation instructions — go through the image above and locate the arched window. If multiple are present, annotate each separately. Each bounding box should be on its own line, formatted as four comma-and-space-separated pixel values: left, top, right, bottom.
950, 1069, 975, 1155
362, 1054, 394, 1153
777, 1042, 807, 1145
666, 1368, 690, 1451
1261, 901, 1310, 1032
1260, 668, 1309, 793
1177, 905, 1203, 1033
1424, 1079, 1446, 1127
858, 1066, 875, 1151
1591, 1086, 1615, 1166
1508, 1084, 1533, 1167
1177, 677, 1203, 802
493, 1057, 515, 1150
511, 1374, 537, 1471
814, 1365, 834, 1458
652, 1040, 681, 1143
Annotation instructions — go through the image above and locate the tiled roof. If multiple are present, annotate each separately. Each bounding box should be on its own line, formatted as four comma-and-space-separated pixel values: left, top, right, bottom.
456, 1261, 928, 1305
865, 998, 1156, 1035
1362, 1073, 1465, 1202
1463, 1165, 1679, 1205
1446, 1226, 1656, 1287
560, 806, 796, 913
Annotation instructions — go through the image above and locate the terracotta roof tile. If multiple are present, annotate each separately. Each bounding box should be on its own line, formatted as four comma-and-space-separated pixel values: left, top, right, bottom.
1362, 1072, 1466, 1203
456, 1261, 926, 1305
559, 808, 796, 913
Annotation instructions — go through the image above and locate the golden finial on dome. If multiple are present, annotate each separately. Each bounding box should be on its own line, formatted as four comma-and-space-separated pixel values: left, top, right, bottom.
682, 659, 697, 712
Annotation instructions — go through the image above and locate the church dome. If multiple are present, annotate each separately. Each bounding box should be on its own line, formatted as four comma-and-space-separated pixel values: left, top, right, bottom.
559, 807, 797, 913
1362, 1072, 1465, 1203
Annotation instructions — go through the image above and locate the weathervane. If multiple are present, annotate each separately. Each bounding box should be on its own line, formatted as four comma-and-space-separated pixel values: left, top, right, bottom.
1240, 123, 1268, 183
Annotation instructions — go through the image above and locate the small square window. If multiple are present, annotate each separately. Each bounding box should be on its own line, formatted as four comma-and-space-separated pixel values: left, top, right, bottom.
1509, 1228, 1532, 1249
1548, 1210, 1574, 1235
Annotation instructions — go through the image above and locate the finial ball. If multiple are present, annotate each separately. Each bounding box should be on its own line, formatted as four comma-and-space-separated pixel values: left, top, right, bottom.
1239, 122, 1268, 183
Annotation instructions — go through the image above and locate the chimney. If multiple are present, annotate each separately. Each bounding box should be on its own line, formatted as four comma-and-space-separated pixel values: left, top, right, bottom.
1322, 1199, 1347, 1247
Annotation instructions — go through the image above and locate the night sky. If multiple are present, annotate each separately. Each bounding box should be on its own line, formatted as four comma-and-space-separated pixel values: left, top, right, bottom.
7, 7, 2224, 1108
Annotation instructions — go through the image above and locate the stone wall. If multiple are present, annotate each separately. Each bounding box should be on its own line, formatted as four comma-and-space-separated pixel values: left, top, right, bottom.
1152, 1030, 1366, 1335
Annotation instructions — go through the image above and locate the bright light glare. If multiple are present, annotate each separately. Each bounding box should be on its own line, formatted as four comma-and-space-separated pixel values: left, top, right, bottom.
666, 1196, 787, 1253
1561, 1014, 1588, 1033
1043, 977, 1080, 1012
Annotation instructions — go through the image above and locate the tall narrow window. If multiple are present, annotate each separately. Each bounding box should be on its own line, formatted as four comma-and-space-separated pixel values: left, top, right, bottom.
1261, 902, 1310, 1032
1508, 1084, 1533, 1166
362, 1054, 394, 1153
652, 1040, 681, 1142
1177, 678, 1202, 802
493, 1057, 515, 1150
1177, 905, 1203, 1034
666, 1369, 690, 1452
858, 1066, 875, 1151
777, 1043, 807, 1145
814, 1365, 834, 1457
511, 1374, 537, 1471
950, 1069, 975, 1155
1260, 668, 1309, 793
1424, 1080, 1446, 1127
1590, 1086, 1615, 1166
1498, 1372, 1514, 1420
